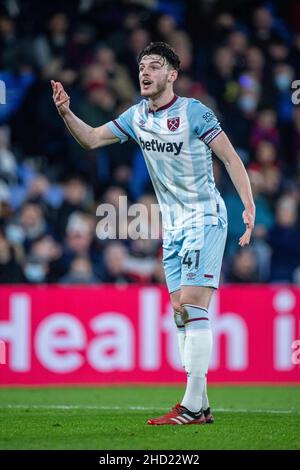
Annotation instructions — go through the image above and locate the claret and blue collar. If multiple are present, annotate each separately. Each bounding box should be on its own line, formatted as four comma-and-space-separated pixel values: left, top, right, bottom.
148, 94, 178, 114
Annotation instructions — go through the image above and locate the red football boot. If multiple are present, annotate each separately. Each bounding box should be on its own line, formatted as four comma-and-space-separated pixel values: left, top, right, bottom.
147, 403, 206, 425
203, 407, 214, 424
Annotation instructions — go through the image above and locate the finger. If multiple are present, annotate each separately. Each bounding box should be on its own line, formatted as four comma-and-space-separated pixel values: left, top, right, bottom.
51, 81, 58, 97
57, 96, 70, 106
239, 236, 249, 247
53, 83, 63, 96
239, 238, 249, 247
54, 89, 64, 101
55, 89, 68, 102
53, 82, 62, 95
239, 226, 251, 241
239, 228, 252, 246
57, 96, 70, 107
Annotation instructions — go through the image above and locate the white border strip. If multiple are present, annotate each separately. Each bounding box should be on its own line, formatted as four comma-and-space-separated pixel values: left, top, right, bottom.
0, 404, 299, 414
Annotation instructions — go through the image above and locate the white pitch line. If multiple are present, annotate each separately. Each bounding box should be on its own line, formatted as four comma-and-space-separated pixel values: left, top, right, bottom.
0, 405, 299, 414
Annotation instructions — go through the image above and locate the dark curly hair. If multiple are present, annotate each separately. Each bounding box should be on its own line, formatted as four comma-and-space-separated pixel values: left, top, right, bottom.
137, 42, 180, 71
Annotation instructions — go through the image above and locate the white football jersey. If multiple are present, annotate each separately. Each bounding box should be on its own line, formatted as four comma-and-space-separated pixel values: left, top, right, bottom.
107, 96, 227, 231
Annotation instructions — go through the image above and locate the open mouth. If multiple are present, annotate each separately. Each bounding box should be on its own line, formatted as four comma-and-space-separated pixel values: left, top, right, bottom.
142, 79, 152, 89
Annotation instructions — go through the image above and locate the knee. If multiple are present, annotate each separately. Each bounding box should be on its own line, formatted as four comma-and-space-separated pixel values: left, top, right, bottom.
179, 293, 199, 307
179, 287, 214, 310
171, 301, 182, 313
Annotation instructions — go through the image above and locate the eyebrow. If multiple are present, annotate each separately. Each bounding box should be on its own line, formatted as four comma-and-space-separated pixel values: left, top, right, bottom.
139, 60, 163, 67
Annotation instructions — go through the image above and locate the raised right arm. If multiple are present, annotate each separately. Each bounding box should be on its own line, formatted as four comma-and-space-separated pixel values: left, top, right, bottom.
62, 111, 119, 149
51, 80, 119, 149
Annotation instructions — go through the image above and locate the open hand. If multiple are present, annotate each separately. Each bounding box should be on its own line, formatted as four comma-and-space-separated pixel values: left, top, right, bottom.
239, 207, 255, 247
51, 80, 70, 117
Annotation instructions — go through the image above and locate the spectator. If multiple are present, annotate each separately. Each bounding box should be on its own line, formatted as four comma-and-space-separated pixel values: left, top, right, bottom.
268, 38, 290, 65
7, 202, 50, 252
227, 29, 249, 71
94, 45, 136, 101
97, 185, 129, 241
0, 229, 24, 283
155, 14, 178, 43
268, 196, 300, 282
0, 179, 12, 221
0, 2, 300, 286
122, 28, 151, 87
224, 167, 274, 261
29, 234, 62, 282
63, 212, 95, 258
67, 23, 97, 70
291, 106, 300, 172
273, 63, 294, 124
207, 46, 238, 113
226, 248, 260, 283
150, 256, 166, 284
60, 255, 100, 284
55, 177, 91, 239
0, 125, 17, 183
251, 7, 274, 51
250, 108, 279, 149
101, 242, 133, 284
250, 140, 278, 172
0, 13, 32, 70
23, 253, 49, 283
33, 12, 71, 80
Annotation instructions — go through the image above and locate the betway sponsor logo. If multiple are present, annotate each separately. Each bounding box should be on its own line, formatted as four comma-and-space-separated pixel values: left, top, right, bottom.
139, 137, 183, 156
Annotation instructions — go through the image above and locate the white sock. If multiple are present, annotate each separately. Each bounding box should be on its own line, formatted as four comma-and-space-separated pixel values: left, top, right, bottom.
181, 329, 213, 413
178, 330, 211, 410
178, 337, 210, 409
181, 376, 205, 412
174, 310, 186, 369
177, 330, 185, 369
202, 376, 209, 410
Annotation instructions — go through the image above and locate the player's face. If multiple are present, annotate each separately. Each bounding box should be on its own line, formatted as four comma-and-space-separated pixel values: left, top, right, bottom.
139, 55, 173, 98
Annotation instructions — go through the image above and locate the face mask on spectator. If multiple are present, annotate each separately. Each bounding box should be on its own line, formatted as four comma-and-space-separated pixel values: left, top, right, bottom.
5, 225, 25, 245
238, 95, 257, 112
275, 74, 291, 91
24, 263, 46, 283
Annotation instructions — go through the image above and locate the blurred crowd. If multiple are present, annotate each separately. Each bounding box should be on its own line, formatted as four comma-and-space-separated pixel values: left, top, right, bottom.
1, 0, 300, 285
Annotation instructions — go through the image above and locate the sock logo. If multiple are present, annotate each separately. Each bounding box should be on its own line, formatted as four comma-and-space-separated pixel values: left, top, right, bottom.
139, 137, 183, 156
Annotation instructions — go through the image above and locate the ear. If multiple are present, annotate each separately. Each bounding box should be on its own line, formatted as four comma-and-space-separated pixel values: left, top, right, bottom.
168, 69, 178, 83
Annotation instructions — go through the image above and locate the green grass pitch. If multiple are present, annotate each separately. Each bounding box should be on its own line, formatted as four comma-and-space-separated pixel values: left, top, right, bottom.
0, 385, 299, 450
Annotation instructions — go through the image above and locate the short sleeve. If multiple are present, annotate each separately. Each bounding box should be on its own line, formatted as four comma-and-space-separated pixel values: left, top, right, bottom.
106, 105, 137, 143
188, 99, 223, 145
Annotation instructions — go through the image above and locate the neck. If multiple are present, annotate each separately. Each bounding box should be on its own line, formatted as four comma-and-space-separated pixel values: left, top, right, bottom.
149, 88, 175, 111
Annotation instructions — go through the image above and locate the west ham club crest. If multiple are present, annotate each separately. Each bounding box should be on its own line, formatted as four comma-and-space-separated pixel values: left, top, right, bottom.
167, 117, 180, 131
